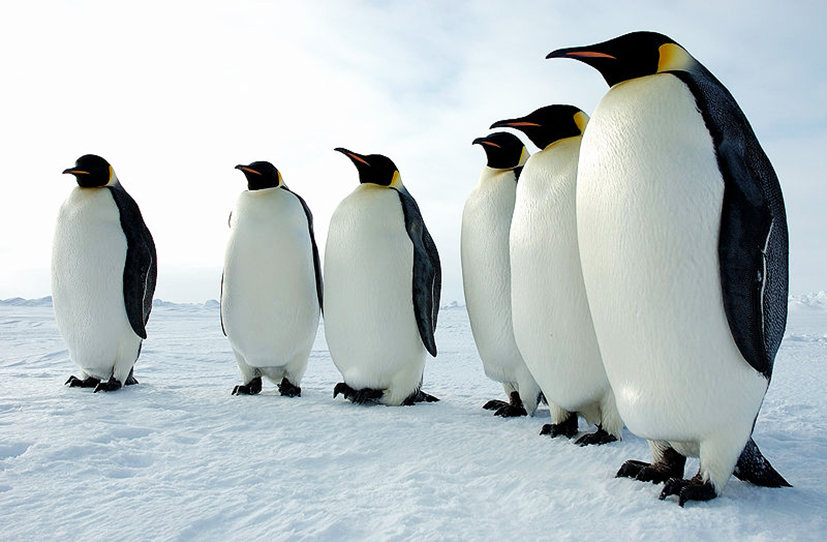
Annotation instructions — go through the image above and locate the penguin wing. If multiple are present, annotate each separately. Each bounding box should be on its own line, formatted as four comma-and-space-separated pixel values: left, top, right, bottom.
219, 270, 227, 336
676, 70, 789, 379
396, 188, 441, 357
281, 187, 324, 313
107, 184, 157, 339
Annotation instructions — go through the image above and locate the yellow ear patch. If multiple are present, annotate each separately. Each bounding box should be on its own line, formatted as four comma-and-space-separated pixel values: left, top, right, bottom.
518, 147, 529, 167
573, 111, 590, 134
277, 170, 283, 186
107, 165, 116, 185
657, 43, 695, 73
390, 170, 403, 188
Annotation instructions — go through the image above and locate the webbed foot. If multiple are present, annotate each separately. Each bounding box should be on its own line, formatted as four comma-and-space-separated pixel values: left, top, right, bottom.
278, 378, 301, 397
659, 475, 717, 507
93, 377, 123, 393
402, 389, 440, 405
616, 447, 687, 484
540, 414, 578, 439
65, 375, 100, 388
575, 427, 618, 446
483, 399, 508, 411
124, 367, 139, 386
232, 376, 262, 396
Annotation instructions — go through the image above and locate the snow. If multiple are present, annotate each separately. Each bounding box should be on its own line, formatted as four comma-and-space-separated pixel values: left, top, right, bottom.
1, 296, 825, 540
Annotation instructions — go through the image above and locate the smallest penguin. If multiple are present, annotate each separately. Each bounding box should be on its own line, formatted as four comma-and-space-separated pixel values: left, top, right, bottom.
221, 161, 322, 397
463, 132, 542, 417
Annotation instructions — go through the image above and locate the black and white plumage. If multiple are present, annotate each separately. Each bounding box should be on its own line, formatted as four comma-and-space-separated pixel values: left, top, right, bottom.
52, 154, 156, 392
491, 106, 622, 443
221, 161, 322, 397
548, 31, 789, 505
325, 148, 441, 406
464, 132, 542, 418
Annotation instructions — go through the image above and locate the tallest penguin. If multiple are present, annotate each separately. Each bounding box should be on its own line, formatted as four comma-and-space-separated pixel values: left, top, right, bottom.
548, 32, 790, 505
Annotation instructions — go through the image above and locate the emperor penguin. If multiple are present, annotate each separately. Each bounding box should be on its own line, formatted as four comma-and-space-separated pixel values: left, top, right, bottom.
548, 31, 790, 505
325, 148, 441, 406
221, 161, 322, 396
491, 106, 623, 445
463, 132, 542, 417
52, 154, 157, 392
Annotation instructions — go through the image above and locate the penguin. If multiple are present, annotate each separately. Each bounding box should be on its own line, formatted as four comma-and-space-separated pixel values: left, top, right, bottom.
547, 31, 790, 505
463, 132, 542, 417
221, 161, 322, 396
325, 148, 441, 406
52, 154, 157, 392
491, 106, 623, 445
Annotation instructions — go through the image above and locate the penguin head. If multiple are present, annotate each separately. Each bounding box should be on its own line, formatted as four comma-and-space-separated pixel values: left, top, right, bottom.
472, 132, 529, 170
62, 154, 116, 188
235, 161, 283, 190
490, 105, 589, 151
546, 31, 696, 87
335, 148, 403, 189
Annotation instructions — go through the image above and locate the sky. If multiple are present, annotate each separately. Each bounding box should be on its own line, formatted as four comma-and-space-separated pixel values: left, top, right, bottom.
1, 0, 825, 303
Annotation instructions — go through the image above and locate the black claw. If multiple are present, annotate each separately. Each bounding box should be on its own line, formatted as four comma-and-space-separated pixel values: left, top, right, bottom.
93, 377, 123, 393
278, 378, 301, 397
659, 477, 717, 506
483, 399, 509, 411
575, 427, 617, 446
232, 376, 262, 396
65, 375, 100, 388
540, 414, 578, 438
402, 389, 440, 406
617, 447, 687, 484
333, 382, 355, 399
494, 404, 527, 417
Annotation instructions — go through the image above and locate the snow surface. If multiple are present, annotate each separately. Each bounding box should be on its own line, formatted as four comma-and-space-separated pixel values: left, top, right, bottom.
1, 295, 826, 540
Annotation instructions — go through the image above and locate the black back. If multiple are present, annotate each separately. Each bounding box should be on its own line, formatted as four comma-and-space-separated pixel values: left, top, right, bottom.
280, 185, 324, 313
394, 186, 441, 357
671, 67, 788, 380
106, 183, 157, 339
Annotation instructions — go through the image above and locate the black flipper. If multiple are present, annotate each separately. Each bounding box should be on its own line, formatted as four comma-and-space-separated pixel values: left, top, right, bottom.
733, 437, 791, 487
106, 183, 157, 340
671, 69, 788, 379
394, 187, 441, 357
281, 186, 324, 314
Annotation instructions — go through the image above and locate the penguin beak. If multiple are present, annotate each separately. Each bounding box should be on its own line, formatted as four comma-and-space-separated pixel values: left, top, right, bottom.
472, 137, 501, 148
62, 168, 88, 175
546, 48, 616, 60
489, 119, 540, 130
334, 147, 371, 167
235, 164, 261, 175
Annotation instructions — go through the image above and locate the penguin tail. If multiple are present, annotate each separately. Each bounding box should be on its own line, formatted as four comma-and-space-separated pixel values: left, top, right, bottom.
733, 437, 792, 487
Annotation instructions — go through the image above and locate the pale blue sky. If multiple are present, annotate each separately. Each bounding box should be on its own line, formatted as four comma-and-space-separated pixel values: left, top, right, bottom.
1, 0, 824, 303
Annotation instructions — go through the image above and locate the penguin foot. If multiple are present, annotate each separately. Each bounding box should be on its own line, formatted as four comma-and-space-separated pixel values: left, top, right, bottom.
124, 367, 139, 386
278, 378, 301, 398
540, 415, 578, 439
482, 399, 509, 411
616, 447, 687, 484
334, 383, 383, 404
93, 377, 123, 393
232, 376, 263, 396
659, 475, 717, 507
402, 389, 440, 405
575, 427, 618, 446
485, 391, 526, 417
65, 375, 100, 388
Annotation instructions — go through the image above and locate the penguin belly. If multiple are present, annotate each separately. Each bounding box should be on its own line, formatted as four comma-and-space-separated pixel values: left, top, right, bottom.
461, 171, 540, 413
576, 76, 768, 477
222, 188, 319, 383
51, 187, 141, 383
324, 185, 425, 406
510, 142, 619, 433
